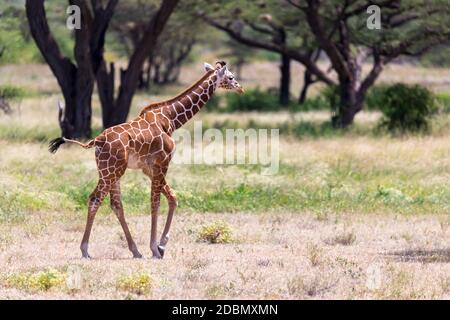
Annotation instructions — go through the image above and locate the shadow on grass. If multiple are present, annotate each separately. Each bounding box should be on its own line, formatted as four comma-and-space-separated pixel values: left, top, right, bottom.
385, 248, 450, 263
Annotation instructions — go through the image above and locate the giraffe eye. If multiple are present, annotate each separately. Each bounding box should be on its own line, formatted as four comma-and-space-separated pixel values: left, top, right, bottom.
228, 77, 233, 81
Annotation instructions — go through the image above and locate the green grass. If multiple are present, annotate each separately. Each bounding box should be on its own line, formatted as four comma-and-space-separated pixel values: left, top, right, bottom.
0, 158, 449, 223
0, 124, 61, 143
436, 91, 450, 113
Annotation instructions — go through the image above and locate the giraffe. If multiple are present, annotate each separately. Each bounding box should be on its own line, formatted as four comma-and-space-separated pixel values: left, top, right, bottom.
49, 61, 244, 259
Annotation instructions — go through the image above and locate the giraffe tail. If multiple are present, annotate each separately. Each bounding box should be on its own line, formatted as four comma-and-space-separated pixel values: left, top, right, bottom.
48, 137, 95, 154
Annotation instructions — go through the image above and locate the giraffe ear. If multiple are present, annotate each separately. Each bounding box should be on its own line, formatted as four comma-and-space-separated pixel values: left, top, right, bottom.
203, 62, 214, 72
217, 65, 227, 78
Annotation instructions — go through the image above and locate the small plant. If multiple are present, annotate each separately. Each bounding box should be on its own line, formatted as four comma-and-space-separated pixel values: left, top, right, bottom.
116, 272, 152, 296
376, 186, 412, 204
288, 274, 338, 297
205, 282, 235, 298
197, 221, 233, 244
306, 243, 323, 266
378, 83, 437, 133
5, 268, 65, 291
329, 231, 356, 246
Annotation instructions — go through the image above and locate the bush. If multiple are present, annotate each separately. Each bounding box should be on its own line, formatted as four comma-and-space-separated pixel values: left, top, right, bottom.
204, 94, 222, 112
197, 221, 233, 244
291, 95, 329, 112
365, 84, 390, 111
0, 85, 28, 100
225, 87, 280, 112
378, 83, 437, 133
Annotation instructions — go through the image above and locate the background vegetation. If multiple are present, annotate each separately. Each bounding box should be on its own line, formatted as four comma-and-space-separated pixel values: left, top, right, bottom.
0, 0, 449, 300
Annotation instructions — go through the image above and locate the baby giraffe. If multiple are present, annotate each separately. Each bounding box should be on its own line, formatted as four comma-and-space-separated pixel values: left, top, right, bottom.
49, 61, 244, 259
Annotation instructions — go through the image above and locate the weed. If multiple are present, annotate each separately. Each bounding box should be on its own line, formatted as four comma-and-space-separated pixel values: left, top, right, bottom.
116, 273, 152, 296
5, 269, 65, 292
197, 221, 233, 244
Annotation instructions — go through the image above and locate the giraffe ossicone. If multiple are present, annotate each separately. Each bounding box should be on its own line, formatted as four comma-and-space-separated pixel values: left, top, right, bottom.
49, 61, 244, 259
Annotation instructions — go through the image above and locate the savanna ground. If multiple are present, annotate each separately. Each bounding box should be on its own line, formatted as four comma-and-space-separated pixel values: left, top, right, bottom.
0, 61, 449, 299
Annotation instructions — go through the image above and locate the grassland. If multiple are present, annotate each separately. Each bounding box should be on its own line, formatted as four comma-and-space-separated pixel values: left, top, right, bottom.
0, 62, 449, 299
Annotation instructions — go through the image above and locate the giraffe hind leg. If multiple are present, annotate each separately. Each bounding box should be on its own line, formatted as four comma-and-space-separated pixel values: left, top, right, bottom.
158, 183, 177, 258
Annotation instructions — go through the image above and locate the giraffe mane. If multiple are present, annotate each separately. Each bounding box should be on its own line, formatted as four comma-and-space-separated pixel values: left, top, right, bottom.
139, 70, 215, 116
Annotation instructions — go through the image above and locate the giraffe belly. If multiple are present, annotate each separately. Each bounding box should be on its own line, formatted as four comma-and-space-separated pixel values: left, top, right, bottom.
127, 153, 142, 169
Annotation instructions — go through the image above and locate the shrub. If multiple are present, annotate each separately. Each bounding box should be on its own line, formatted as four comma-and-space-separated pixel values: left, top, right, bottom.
378, 83, 437, 133
225, 87, 279, 111
116, 272, 152, 296
365, 84, 390, 111
291, 96, 329, 112
197, 221, 233, 244
204, 94, 222, 112
0, 85, 28, 100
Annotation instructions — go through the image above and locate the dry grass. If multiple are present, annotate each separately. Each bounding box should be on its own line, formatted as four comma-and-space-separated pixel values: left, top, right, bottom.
0, 212, 448, 299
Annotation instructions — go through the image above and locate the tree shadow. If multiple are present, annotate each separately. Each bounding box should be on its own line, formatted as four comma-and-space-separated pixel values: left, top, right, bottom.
385, 248, 450, 263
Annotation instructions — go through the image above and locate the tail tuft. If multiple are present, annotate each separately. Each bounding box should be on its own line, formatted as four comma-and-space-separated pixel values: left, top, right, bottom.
48, 137, 65, 154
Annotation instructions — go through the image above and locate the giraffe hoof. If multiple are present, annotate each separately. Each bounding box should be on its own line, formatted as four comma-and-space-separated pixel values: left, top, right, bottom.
133, 252, 143, 259
81, 253, 92, 259
151, 254, 163, 260
157, 245, 165, 258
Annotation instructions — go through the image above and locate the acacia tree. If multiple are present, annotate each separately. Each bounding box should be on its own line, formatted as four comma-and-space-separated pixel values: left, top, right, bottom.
26, 0, 118, 138
287, 0, 450, 127
96, 0, 179, 128
196, 0, 333, 106
109, 3, 197, 90
26, 0, 178, 137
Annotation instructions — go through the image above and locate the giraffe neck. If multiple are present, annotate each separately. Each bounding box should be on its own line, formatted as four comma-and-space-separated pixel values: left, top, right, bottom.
162, 71, 218, 130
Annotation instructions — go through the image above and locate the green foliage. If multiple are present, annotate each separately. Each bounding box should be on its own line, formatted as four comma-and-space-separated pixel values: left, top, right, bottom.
197, 221, 233, 244
225, 87, 280, 111
0, 85, 29, 99
435, 91, 450, 113
365, 84, 390, 111
204, 94, 222, 112
5, 269, 65, 292
420, 45, 450, 67
116, 273, 152, 296
378, 83, 437, 133
291, 96, 328, 112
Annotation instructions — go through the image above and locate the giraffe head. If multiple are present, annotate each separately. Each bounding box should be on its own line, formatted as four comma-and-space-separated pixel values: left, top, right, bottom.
204, 61, 244, 94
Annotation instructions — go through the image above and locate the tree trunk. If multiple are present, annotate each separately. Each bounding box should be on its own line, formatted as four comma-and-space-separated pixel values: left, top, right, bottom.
26, 0, 95, 139
280, 53, 290, 106
332, 79, 363, 128
299, 70, 314, 104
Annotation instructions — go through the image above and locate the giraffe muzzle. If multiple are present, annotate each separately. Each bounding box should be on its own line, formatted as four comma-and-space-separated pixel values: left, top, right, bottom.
236, 87, 245, 94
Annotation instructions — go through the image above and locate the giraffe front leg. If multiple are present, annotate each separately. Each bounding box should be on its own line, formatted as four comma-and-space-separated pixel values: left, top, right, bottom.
110, 181, 142, 259
158, 184, 177, 258
150, 180, 163, 259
